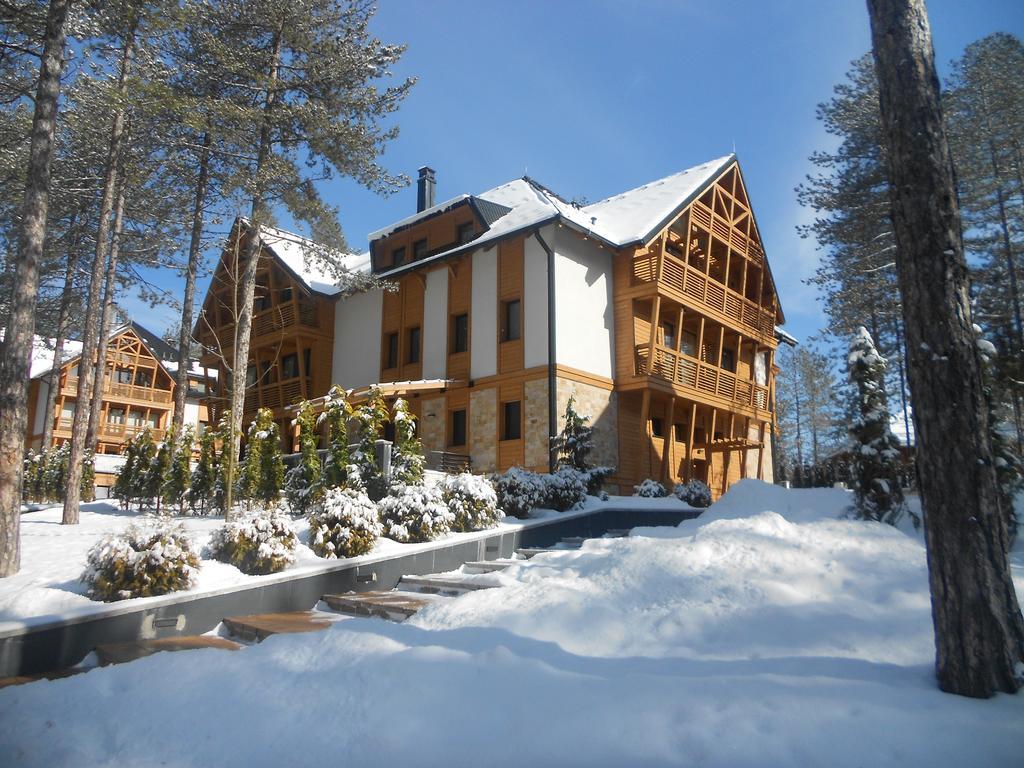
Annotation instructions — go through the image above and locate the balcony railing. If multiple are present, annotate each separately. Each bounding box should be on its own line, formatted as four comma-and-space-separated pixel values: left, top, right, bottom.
689, 199, 764, 264
201, 300, 321, 350
61, 377, 173, 404
635, 344, 769, 413
632, 251, 775, 339
54, 418, 165, 442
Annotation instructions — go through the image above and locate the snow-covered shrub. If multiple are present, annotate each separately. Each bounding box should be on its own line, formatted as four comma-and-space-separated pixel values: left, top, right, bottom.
439, 472, 500, 531
81, 521, 200, 601
285, 400, 323, 516
633, 479, 667, 498
583, 466, 614, 496
491, 467, 547, 519
391, 397, 425, 486
551, 395, 595, 470
544, 466, 588, 511
207, 506, 297, 575
674, 480, 712, 508
378, 484, 453, 543
308, 487, 382, 558
237, 408, 285, 508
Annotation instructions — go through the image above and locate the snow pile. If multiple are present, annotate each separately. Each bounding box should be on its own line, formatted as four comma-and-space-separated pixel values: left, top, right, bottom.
82, 520, 200, 601
437, 472, 500, 532
308, 487, 382, 558
633, 478, 668, 497
2, 480, 1021, 766
206, 507, 297, 575
378, 484, 454, 543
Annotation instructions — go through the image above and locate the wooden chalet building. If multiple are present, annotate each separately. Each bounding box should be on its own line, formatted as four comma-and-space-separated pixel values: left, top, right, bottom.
199, 155, 787, 498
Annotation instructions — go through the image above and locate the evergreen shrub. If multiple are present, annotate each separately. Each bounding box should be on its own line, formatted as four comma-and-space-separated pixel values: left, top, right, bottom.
673, 480, 712, 507
208, 506, 298, 575
308, 487, 382, 558
378, 484, 453, 543
439, 472, 500, 531
633, 479, 668, 498
82, 521, 199, 601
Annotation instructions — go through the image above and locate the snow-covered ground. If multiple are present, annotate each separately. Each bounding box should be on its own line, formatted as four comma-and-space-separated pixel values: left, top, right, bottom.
2, 481, 1022, 767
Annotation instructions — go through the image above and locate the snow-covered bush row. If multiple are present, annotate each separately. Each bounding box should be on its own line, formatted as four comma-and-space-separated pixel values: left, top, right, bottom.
81, 521, 200, 601
673, 480, 712, 508
545, 466, 588, 512
633, 479, 667, 498
308, 487, 382, 558
490, 468, 548, 518
206, 506, 297, 575
378, 484, 454, 543
438, 472, 501, 531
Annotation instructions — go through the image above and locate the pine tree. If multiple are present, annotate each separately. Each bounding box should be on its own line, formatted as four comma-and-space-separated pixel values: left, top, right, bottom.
319, 385, 351, 489
978, 333, 1022, 545
114, 433, 140, 509
285, 400, 322, 515
163, 425, 193, 514
189, 426, 217, 515
868, 0, 1024, 697
0, 0, 71, 575
80, 450, 95, 504
201, 0, 414, 517
350, 387, 388, 498
43, 442, 69, 503
551, 395, 595, 471
22, 452, 41, 505
391, 398, 424, 486
146, 433, 173, 513
847, 327, 906, 524
238, 408, 284, 508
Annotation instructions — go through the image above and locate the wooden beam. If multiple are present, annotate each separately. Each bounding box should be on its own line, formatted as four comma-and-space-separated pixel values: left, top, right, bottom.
757, 421, 767, 480
647, 295, 661, 375
639, 388, 652, 479
660, 396, 676, 485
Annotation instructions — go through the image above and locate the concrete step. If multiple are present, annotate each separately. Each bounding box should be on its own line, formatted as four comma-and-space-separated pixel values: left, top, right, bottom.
559, 537, 587, 547
516, 547, 559, 559
398, 575, 497, 596
221, 611, 335, 643
321, 590, 444, 621
95, 635, 241, 666
463, 559, 522, 573
604, 529, 631, 538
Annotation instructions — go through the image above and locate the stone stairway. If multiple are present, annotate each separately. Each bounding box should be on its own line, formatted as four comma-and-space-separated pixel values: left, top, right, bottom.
0, 528, 635, 687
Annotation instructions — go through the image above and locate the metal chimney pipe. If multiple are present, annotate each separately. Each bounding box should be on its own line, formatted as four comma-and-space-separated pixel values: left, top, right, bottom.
417, 166, 436, 212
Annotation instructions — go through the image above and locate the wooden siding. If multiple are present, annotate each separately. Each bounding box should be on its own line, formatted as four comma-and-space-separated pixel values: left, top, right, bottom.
497, 238, 524, 375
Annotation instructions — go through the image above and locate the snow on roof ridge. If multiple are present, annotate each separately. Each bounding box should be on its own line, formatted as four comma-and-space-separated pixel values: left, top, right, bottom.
251, 220, 370, 294
367, 194, 471, 242
585, 154, 733, 210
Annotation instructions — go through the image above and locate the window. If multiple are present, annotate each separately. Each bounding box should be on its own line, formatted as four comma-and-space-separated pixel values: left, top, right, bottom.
457, 222, 475, 244
280, 287, 293, 303
391, 247, 406, 267
128, 410, 144, 427
281, 353, 299, 380
452, 313, 469, 353
682, 331, 697, 358
450, 409, 467, 447
116, 368, 132, 384
501, 299, 521, 342
502, 400, 522, 441
245, 366, 257, 387
107, 408, 125, 425
134, 369, 152, 388
385, 333, 399, 369
674, 423, 688, 442
650, 418, 664, 438
303, 348, 312, 379
662, 322, 676, 349
259, 360, 276, 384
413, 239, 428, 260
720, 348, 735, 372
254, 294, 270, 312
60, 403, 75, 421
407, 327, 421, 364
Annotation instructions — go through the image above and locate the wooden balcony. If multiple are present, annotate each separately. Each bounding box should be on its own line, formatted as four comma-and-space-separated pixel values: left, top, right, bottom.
244, 377, 308, 415
689, 199, 764, 264
632, 252, 775, 341
200, 299, 321, 352
634, 344, 770, 415
54, 418, 166, 443
61, 377, 173, 404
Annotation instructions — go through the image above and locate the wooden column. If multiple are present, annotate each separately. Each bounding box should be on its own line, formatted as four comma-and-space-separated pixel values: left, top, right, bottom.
639, 389, 652, 479
646, 295, 661, 375
741, 416, 751, 479
723, 412, 736, 492
686, 401, 698, 482
708, 407, 718, 495
296, 337, 308, 400
660, 396, 676, 485
756, 421, 767, 481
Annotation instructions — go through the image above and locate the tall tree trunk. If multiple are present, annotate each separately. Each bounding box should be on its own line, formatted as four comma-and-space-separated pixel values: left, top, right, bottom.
867, 0, 1024, 697
42, 213, 83, 451
224, 23, 283, 520
173, 133, 212, 432
0, 0, 69, 576
86, 181, 127, 448
62, 21, 136, 526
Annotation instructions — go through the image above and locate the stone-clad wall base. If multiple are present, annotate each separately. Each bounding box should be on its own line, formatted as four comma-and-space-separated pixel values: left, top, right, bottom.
420, 397, 445, 455
469, 388, 497, 473
555, 377, 618, 475
524, 378, 550, 470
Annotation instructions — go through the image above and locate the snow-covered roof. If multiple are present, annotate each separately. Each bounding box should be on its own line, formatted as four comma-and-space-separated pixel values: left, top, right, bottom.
581, 155, 734, 244
775, 327, 799, 347
367, 194, 471, 241
29, 337, 83, 379
373, 155, 737, 279
255, 222, 370, 297
163, 359, 219, 379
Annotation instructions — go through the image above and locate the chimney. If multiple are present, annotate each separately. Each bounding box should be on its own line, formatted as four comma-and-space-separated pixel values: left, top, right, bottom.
417, 166, 436, 213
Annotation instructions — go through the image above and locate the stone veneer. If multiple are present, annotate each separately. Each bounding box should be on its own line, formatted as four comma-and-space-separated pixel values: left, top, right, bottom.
420, 396, 445, 455
469, 388, 497, 473
555, 377, 618, 471
523, 378, 550, 469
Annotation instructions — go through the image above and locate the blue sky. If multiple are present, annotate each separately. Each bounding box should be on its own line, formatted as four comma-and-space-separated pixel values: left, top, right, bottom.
123, 0, 1023, 348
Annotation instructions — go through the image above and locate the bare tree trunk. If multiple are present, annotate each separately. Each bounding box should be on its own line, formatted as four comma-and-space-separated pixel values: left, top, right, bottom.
173, 133, 212, 432
0, 0, 69, 576
63, 22, 135, 526
867, 0, 1024, 698
86, 182, 127, 448
42, 215, 83, 451
224, 23, 283, 520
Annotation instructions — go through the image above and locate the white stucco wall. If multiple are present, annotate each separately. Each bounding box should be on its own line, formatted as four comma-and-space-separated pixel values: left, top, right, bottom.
182, 401, 201, 428
422, 267, 448, 379
552, 228, 615, 379
332, 288, 383, 389
32, 380, 49, 438
470, 246, 497, 379
523, 232, 550, 369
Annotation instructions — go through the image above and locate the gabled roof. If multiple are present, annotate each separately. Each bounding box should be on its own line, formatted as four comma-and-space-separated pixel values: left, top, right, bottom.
372, 155, 740, 280
128, 320, 177, 361
30, 321, 175, 380
248, 220, 371, 297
